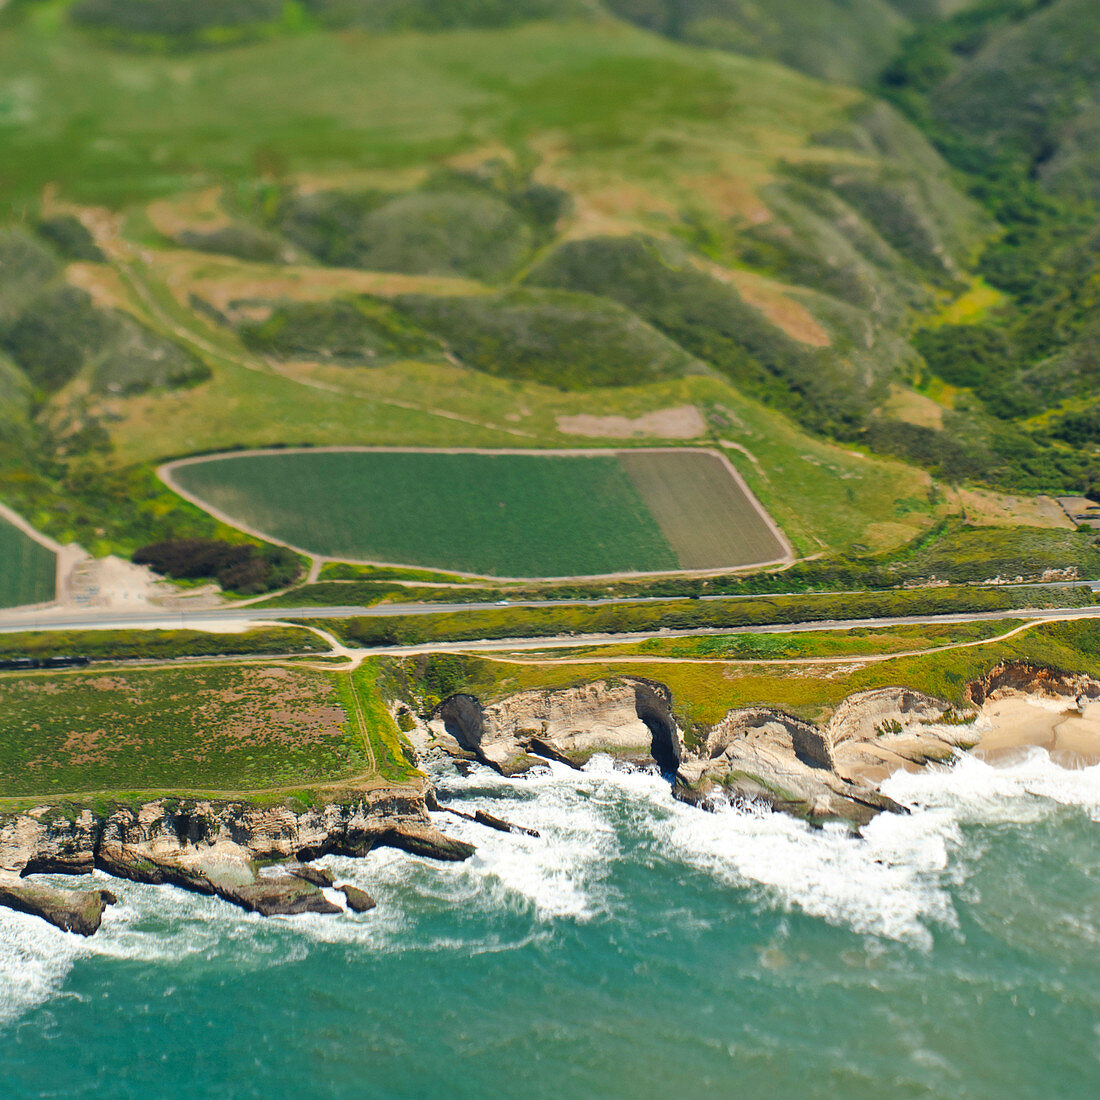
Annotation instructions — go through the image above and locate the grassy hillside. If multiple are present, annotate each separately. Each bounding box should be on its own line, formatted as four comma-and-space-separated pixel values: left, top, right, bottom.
927, 0, 1100, 192
604, 0, 909, 83
0, 0, 1095, 576
877, 0, 1100, 490
395, 289, 703, 390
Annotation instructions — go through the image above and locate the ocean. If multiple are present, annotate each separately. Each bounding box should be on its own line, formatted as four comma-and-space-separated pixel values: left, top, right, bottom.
2, 751, 1100, 1098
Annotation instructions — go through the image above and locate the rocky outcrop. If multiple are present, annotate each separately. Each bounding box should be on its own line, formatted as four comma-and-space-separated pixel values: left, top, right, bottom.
676, 706, 900, 825
829, 688, 956, 747
429, 678, 984, 828
0, 784, 473, 935
676, 687, 982, 824
0, 871, 116, 936
288, 864, 335, 888
339, 884, 377, 913
433, 679, 683, 774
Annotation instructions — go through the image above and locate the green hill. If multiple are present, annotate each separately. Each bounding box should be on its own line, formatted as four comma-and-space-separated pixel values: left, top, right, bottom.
605, 0, 910, 83
928, 0, 1100, 191
1, 0, 1099, 564
395, 288, 704, 389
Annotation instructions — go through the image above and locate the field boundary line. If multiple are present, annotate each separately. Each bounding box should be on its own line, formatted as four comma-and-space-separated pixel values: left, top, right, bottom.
0, 502, 66, 556
158, 445, 794, 582
0, 501, 69, 610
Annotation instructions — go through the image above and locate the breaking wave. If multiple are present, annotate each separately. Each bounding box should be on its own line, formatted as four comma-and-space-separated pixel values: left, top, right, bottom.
3, 747, 1100, 1026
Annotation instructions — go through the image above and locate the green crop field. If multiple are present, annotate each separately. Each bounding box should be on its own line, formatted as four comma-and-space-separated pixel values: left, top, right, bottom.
0, 513, 56, 608
0, 664, 371, 798
167, 448, 788, 577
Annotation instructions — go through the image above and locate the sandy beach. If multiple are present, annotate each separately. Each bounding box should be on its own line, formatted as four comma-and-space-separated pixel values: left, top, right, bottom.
973, 696, 1100, 769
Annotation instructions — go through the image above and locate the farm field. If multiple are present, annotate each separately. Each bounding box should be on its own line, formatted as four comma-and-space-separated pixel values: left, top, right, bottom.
618, 449, 785, 568
166, 448, 788, 578
0, 513, 55, 609
0, 664, 370, 798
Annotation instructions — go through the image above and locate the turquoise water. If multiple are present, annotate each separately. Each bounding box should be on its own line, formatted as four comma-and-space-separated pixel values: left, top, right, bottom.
3, 752, 1100, 1098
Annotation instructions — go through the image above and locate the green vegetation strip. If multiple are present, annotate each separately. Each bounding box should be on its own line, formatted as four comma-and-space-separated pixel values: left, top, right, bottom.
540, 620, 1022, 663
334, 663, 419, 785
0, 514, 55, 608
320, 585, 1095, 648
318, 562, 474, 584
0, 663, 374, 798
0, 626, 328, 663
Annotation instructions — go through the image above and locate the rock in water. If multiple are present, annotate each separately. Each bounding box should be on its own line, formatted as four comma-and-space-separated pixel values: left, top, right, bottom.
221, 875, 341, 916
474, 810, 540, 838
287, 864, 336, 888
0, 784, 475, 933
0, 874, 115, 936
340, 884, 377, 913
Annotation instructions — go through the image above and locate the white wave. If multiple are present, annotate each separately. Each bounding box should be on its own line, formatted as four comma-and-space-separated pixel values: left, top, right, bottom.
0, 909, 87, 1027
4, 746, 1100, 1027
426, 758, 625, 921
426, 757, 957, 945
655, 794, 959, 948
428, 750, 1100, 947
884, 747, 1100, 823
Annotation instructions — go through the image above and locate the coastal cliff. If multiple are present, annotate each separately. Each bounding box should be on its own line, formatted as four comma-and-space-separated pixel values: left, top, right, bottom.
0, 783, 472, 936
432, 677, 683, 774
6, 661, 1098, 938
424, 677, 969, 825
427, 661, 1100, 827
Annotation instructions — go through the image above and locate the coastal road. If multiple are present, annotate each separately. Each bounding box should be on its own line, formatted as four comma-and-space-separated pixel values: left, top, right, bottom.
4, 600, 1100, 657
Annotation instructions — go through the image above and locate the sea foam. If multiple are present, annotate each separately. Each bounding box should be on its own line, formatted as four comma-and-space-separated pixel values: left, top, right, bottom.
4, 748, 1100, 1026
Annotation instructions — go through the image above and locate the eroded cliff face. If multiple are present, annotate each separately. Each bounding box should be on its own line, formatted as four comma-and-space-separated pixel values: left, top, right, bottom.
676, 687, 979, 824
967, 661, 1100, 707
426, 679, 984, 827
0, 784, 473, 936
434, 679, 683, 774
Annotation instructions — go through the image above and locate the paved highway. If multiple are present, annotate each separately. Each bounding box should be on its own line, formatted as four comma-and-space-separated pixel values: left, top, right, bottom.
3, 600, 1100, 656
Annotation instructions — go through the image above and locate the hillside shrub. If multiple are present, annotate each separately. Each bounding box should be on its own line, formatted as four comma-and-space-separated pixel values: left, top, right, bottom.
70, 0, 287, 48
177, 223, 287, 263
528, 234, 873, 431
1, 286, 109, 392
300, 0, 589, 31
0, 230, 59, 324
395, 287, 700, 389
133, 539, 302, 594
0, 285, 209, 396
240, 297, 439, 364
36, 216, 105, 262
